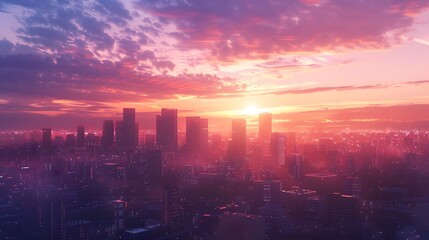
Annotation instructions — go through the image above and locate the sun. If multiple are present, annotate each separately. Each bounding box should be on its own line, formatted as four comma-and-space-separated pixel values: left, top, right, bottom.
242, 105, 260, 115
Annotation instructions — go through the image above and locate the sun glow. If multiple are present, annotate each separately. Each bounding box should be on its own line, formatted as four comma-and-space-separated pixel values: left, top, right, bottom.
242, 105, 261, 115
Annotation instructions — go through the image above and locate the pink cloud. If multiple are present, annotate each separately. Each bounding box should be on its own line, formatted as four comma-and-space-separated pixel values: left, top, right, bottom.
138, 0, 429, 61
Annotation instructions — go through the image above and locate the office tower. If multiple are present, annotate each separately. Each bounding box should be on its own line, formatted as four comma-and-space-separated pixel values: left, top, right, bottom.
115, 121, 124, 147
42, 128, 52, 151
54, 136, 64, 148
123, 108, 135, 124
65, 134, 75, 149
24, 188, 68, 240
283, 188, 317, 219
163, 184, 181, 229
77, 126, 85, 148
343, 176, 361, 198
68, 220, 92, 240
85, 133, 100, 153
259, 204, 287, 231
286, 132, 297, 154
102, 120, 114, 149
137, 149, 163, 186
306, 196, 326, 223
290, 153, 304, 181
305, 173, 340, 195
231, 119, 246, 159
186, 116, 201, 152
270, 132, 286, 165
259, 112, 272, 143
185, 117, 209, 154
200, 118, 209, 151
117, 108, 138, 149
112, 200, 126, 231
327, 193, 358, 226
253, 179, 282, 206
145, 133, 155, 149
156, 108, 178, 152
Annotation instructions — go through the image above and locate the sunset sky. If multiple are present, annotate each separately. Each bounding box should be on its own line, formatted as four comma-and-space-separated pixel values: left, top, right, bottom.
1, 0, 429, 131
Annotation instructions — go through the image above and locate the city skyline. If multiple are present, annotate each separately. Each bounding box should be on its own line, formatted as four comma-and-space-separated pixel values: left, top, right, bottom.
2, 1, 429, 239
1, 0, 429, 130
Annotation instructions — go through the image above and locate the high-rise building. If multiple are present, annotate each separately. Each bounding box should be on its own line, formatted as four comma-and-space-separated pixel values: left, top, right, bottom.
326, 193, 358, 226
259, 112, 272, 143
24, 188, 68, 240
68, 220, 92, 240
156, 109, 178, 152
77, 126, 85, 148
286, 132, 297, 154
306, 196, 326, 223
200, 118, 209, 151
137, 149, 163, 186
116, 108, 138, 150
123, 108, 135, 125
186, 116, 201, 153
270, 132, 286, 165
290, 153, 304, 181
185, 116, 208, 154
124, 108, 138, 149
163, 184, 181, 229
112, 200, 126, 231
42, 128, 52, 151
65, 134, 75, 149
231, 119, 246, 159
283, 188, 317, 218
253, 179, 282, 206
102, 120, 114, 149
115, 120, 124, 147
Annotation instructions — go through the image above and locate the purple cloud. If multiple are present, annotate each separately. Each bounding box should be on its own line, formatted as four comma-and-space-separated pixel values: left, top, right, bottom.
137, 0, 429, 61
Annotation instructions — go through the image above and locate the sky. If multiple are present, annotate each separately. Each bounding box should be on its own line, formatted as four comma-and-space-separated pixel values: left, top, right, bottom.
1, 0, 429, 131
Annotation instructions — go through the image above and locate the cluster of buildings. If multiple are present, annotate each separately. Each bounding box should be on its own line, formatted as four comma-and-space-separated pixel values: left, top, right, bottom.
0, 108, 429, 239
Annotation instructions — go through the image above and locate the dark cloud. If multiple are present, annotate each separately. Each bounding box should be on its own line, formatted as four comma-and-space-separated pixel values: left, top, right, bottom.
137, 0, 429, 61
94, 0, 132, 26
0, 41, 245, 114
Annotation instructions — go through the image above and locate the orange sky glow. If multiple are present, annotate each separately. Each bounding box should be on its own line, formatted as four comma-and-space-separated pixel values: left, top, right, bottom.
1, 0, 429, 130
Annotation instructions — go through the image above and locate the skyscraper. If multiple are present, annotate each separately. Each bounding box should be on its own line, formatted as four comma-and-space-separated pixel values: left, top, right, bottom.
42, 128, 52, 151
77, 126, 85, 148
112, 200, 126, 232
156, 108, 178, 152
231, 119, 246, 159
124, 108, 138, 148
24, 188, 68, 240
163, 183, 181, 229
186, 117, 201, 150
253, 179, 282, 206
200, 118, 209, 151
259, 112, 272, 143
116, 108, 138, 149
65, 134, 75, 149
290, 153, 304, 181
270, 132, 286, 165
185, 117, 209, 154
102, 120, 114, 149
